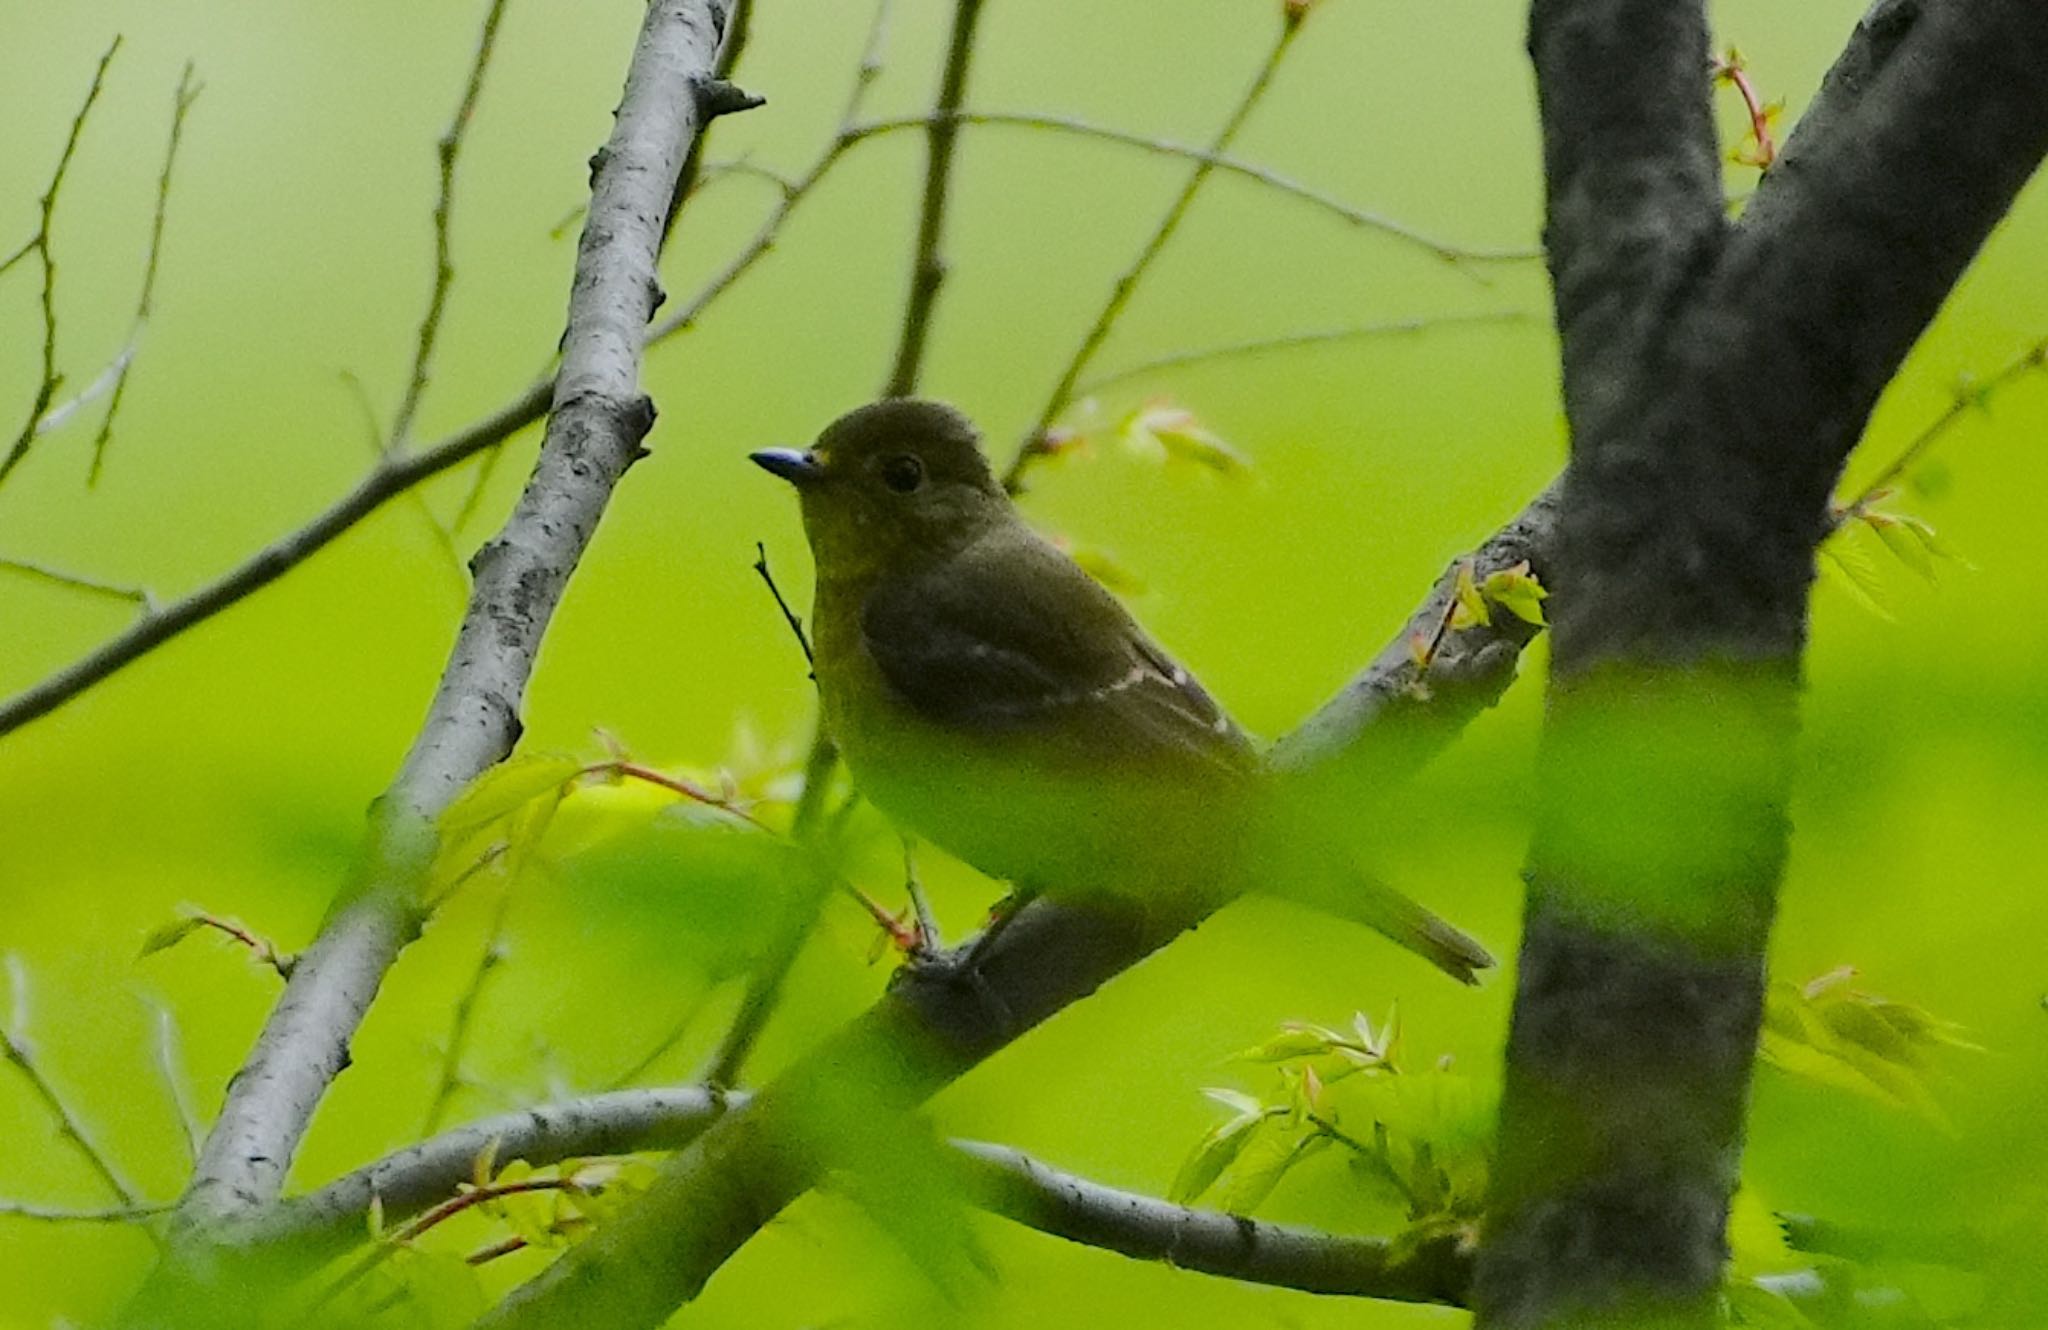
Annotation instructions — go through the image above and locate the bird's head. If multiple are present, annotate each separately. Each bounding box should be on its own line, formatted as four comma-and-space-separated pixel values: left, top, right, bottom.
751, 398, 1008, 579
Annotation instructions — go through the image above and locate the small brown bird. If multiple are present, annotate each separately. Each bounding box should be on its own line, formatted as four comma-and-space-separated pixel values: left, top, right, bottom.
752, 398, 1491, 982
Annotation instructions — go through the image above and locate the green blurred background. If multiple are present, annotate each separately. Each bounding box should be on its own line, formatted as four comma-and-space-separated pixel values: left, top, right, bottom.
3, 0, 2045, 1324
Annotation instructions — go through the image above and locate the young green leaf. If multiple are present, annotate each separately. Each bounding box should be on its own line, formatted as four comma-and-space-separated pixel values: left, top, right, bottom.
1170, 1095, 1271, 1204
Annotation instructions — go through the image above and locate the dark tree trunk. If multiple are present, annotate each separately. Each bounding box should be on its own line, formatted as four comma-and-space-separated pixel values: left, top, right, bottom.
1473, 2, 2048, 1325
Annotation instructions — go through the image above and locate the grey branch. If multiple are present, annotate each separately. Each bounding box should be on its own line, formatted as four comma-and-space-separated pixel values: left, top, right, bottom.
881, 0, 986, 397
0, 36, 120, 489
156, 0, 745, 1257
1074, 311, 1535, 397
265, 1087, 1468, 1306
3, 956, 142, 1208
387, 0, 511, 453
847, 110, 1539, 272
952, 1140, 1469, 1304
87, 61, 203, 483
1007, 14, 1308, 491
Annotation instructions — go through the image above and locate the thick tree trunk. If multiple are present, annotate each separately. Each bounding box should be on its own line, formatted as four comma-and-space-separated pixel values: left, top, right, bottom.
1473, 2, 2048, 1325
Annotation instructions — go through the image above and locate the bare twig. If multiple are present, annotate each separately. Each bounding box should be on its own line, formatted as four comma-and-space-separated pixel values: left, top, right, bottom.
750, 541, 813, 671
86, 62, 203, 483
341, 370, 468, 592
843, 110, 1539, 277
1073, 311, 1535, 397
1839, 336, 2048, 519
607, 991, 719, 1089
145, 1000, 205, 1164
0, 37, 120, 488
265, 1087, 1467, 1305
0, 556, 154, 610
662, 0, 754, 246
882, 0, 987, 396
0, 1199, 163, 1224
388, 0, 512, 453
420, 881, 516, 1135
2, 956, 142, 1207
1004, 15, 1308, 492
322, 1175, 581, 1304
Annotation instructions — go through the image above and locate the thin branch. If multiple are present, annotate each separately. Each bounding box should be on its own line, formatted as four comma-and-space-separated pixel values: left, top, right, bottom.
388, 0, 511, 453
323, 1176, 579, 1302
145, 1000, 205, 1165
881, 0, 987, 396
160, 0, 748, 1250
341, 370, 468, 594
750, 541, 813, 672
662, 0, 755, 246
0, 1199, 163, 1224
952, 1141, 1468, 1304
1074, 311, 1535, 397
2, 956, 142, 1208
0, 556, 155, 610
606, 990, 719, 1089
0, 36, 121, 489
1005, 14, 1308, 491
272, 1088, 731, 1252
87, 61, 203, 484
844, 112, 1538, 273
269, 1086, 1467, 1305
696, 735, 839, 1090
1840, 336, 2048, 517
420, 880, 516, 1135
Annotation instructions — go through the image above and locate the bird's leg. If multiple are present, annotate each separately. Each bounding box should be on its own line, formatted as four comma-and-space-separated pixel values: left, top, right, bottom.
962, 885, 1038, 964
840, 879, 921, 955
901, 834, 941, 956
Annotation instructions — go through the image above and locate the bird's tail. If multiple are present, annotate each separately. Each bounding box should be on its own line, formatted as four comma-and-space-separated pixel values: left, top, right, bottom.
1254, 814, 1495, 984
1335, 868, 1495, 985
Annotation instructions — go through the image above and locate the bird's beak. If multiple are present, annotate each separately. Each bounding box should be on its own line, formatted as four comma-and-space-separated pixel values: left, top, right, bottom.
749, 447, 825, 486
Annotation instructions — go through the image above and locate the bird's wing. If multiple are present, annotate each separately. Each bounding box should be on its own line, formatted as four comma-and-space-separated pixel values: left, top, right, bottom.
860, 525, 1257, 777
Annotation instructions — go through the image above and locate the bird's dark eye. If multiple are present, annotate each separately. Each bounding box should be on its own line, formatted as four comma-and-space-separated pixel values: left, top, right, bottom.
880, 454, 925, 493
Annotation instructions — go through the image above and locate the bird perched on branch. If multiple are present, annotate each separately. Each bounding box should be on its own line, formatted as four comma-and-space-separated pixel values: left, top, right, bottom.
751, 398, 1491, 983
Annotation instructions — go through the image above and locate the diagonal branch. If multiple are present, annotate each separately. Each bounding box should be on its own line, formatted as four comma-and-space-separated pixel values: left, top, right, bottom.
153, 0, 750, 1262
386, 0, 511, 454
846, 111, 1540, 271
952, 1140, 1467, 1303
0, 36, 121, 489
882, 0, 986, 397
1004, 11, 1309, 491
476, 482, 1559, 1328
3, 957, 143, 1209
1527, 0, 1723, 434
82, 62, 203, 483
268, 1088, 1470, 1306
1727, 0, 2048, 487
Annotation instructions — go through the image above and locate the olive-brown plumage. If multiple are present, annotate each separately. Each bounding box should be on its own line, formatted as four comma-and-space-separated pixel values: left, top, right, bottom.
752, 398, 1491, 981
